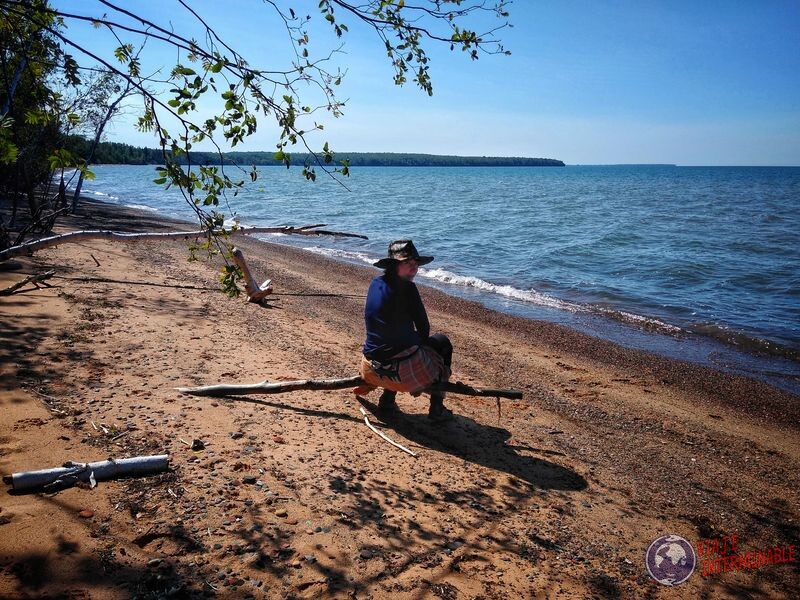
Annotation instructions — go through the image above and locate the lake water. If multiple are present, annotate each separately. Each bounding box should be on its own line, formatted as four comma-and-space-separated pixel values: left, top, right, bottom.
75, 164, 800, 394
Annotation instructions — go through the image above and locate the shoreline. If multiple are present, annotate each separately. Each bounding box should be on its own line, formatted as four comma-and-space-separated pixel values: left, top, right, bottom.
65, 189, 800, 395
1, 196, 799, 598
26, 196, 800, 412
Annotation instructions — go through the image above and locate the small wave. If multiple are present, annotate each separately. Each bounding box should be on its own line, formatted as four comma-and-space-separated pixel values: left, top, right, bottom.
688, 322, 800, 362
125, 203, 158, 212
89, 190, 119, 200
302, 245, 376, 266
595, 307, 684, 334
419, 267, 583, 312
301, 248, 685, 337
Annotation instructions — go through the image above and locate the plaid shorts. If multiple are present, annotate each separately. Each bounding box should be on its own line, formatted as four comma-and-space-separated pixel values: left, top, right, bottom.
360, 344, 451, 395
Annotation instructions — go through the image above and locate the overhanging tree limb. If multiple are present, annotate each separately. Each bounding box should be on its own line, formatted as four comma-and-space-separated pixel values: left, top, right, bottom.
0, 224, 367, 261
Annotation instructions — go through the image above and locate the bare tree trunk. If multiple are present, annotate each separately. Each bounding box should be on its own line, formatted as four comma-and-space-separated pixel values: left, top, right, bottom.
72, 81, 133, 212
1, 31, 32, 116
58, 171, 67, 209
25, 188, 38, 217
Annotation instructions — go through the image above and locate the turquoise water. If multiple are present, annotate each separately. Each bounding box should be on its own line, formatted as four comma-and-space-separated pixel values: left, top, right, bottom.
75, 164, 800, 393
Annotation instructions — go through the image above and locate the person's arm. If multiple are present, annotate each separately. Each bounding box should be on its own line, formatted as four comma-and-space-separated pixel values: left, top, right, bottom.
409, 283, 430, 341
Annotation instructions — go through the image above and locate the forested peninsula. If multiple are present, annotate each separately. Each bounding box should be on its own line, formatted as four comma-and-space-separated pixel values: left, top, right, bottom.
64, 137, 565, 167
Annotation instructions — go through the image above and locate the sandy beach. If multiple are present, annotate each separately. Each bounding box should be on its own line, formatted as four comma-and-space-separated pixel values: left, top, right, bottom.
1, 198, 798, 599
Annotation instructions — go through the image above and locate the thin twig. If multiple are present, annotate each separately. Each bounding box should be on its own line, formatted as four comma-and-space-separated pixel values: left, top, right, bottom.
359, 407, 417, 457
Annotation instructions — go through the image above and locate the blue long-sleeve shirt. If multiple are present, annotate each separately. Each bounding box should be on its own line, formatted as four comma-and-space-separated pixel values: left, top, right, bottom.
363, 273, 430, 362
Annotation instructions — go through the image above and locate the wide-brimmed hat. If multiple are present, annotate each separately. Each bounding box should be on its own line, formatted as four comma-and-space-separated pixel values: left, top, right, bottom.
373, 239, 434, 269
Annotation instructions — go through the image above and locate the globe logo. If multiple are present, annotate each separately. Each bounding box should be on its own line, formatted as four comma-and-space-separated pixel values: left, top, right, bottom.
645, 534, 696, 586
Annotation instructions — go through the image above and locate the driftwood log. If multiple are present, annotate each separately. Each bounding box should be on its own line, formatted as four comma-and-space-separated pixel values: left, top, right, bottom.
0, 224, 368, 262
3, 454, 170, 492
177, 376, 523, 400
0, 270, 55, 296
231, 247, 272, 302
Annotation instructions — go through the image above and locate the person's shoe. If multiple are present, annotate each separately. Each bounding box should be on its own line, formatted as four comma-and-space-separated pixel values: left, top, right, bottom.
428, 398, 454, 423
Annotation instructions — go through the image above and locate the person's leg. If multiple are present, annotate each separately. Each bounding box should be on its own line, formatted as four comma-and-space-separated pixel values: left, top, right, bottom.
378, 388, 397, 411
424, 333, 453, 368
424, 334, 454, 422
428, 392, 453, 422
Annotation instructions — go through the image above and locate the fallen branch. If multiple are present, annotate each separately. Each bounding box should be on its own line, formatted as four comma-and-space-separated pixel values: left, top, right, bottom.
2, 454, 169, 492
359, 407, 417, 457
231, 247, 272, 302
176, 376, 523, 400
0, 270, 55, 296
0, 224, 368, 261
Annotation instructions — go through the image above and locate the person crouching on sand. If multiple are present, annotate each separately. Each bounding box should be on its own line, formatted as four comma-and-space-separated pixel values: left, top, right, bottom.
359, 240, 454, 422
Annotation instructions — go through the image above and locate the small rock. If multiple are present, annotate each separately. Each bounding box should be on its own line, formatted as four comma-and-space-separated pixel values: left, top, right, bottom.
360, 549, 372, 559
275, 509, 288, 518
147, 558, 162, 567
231, 431, 244, 440
242, 476, 257, 485
446, 541, 463, 550
273, 435, 285, 444
304, 555, 316, 564
191, 439, 205, 451
78, 509, 94, 519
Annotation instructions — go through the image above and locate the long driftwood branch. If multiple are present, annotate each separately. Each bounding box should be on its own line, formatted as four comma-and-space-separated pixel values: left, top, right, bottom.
3, 454, 170, 492
0, 224, 368, 261
0, 270, 55, 296
176, 376, 524, 400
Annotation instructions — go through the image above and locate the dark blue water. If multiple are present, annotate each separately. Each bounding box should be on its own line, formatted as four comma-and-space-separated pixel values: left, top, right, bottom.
75, 164, 800, 394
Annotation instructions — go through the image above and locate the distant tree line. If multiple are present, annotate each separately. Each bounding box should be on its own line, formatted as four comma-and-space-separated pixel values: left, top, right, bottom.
62, 136, 564, 167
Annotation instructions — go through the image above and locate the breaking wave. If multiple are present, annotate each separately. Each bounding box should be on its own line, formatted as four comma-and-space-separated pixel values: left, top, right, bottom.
300, 246, 684, 336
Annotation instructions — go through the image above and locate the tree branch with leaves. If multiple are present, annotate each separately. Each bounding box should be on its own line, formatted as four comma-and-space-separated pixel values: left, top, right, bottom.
0, 0, 511, 293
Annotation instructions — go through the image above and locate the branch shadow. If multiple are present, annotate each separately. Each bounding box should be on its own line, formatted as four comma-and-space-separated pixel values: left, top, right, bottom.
216, 395, 362, 424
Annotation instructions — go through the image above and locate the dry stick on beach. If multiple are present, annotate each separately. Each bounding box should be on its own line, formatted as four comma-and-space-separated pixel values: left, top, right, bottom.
0, 270, 55, 296
0, 224, 368, 262
359, 407, 418, 457
176, 376, 524, 400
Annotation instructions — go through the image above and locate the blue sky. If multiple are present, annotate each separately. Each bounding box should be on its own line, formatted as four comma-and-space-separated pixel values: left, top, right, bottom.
57, 1, 800, 165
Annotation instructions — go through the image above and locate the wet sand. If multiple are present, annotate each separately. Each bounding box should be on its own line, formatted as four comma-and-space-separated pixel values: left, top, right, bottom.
1, 198, 798, 598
